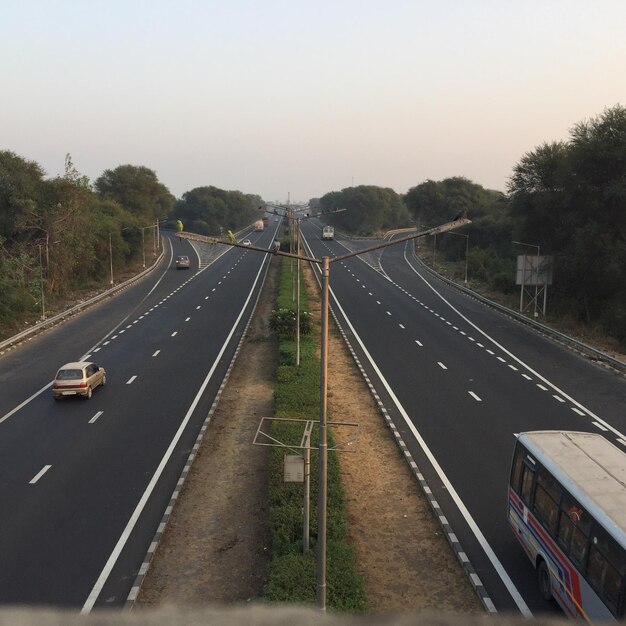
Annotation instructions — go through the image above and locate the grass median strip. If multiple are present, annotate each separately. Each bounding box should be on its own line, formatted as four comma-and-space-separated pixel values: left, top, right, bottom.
263, 256, 366, 612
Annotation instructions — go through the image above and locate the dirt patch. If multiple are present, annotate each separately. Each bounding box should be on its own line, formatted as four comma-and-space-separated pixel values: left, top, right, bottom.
136, 258, 481, 614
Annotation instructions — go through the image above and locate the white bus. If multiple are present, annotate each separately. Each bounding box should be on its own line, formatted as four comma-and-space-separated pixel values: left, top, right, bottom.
322, 225, 334, 240
508, 431, 626, 622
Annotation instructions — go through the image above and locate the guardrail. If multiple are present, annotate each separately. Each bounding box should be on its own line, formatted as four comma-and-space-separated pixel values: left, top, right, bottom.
0, 246, 165, 353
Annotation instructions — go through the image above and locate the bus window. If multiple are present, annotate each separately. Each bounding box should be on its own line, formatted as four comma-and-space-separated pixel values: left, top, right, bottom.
511, 446, 525, 492
533, 469, 562, 535
520, 462, 534, 504
557, 493, 591, 570
587, 531, 626, 617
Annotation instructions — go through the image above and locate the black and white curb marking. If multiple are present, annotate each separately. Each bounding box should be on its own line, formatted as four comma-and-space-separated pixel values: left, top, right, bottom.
326, 293, 497, 614
125, 259, 271, 609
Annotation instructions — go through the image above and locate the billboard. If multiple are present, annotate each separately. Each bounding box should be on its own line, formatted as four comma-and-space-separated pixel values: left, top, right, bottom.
516, 255, 553, 286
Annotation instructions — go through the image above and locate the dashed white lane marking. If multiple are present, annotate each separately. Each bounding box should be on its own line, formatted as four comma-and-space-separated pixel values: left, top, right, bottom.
571, 407, 585, 416
30, 465, 51, 484
93, 348, 101, 352
196, 306, 201, 310
103, 341, 110, 346
119, 330, 125, 334
460, 331, 467, 336
592, 421, 607, 430
133, 320, 138, 324
486, 349, 495, 355
399, 324, 405, 329
139, 316, 144, 320
553, 395, 565, 403
185, 317, 191, 322
521, 374, 532, 380
468, 337, 475, 342
617, 439, 626, 447
89, 411, 103, 424
212, 288, 216, 292
386, 311, 391, 316
126, 325, 132, 329
171, 332, 178, 337
84, 354, 92, 359
415, 340, 423, 347
111, 335, 118, 340
508, 365, 518, 371
477, 343, 484, 348
126, 376, 137, 385
537, 384, 548, 391
152, 350, 160, 357
497, 356, 505, 363
205, 296, 209, 300
437, 362, 448, 370
376, 301, 381, 305
368, 292, 373, 296
468, 391, 482, 402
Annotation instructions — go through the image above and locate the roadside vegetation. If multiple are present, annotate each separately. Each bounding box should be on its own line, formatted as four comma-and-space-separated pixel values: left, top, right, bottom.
264, 256, 366, 611
313, 105, 626, 350
0, 153, 261, 340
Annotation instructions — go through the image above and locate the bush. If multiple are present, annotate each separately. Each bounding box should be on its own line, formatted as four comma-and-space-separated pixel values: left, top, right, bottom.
269, 308, 311, 337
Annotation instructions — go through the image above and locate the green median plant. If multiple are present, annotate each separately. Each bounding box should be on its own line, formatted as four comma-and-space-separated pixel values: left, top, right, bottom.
263, 256, 366, 612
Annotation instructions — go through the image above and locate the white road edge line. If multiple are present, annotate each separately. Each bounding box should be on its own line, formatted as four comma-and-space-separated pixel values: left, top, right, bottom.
30, 465, 51, 484
80, 251, 269, 614
402, 245, 625, 440
325, 281, 531, 617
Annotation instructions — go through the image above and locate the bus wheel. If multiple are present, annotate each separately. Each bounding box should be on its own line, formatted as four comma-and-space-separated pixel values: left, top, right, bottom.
538, 560, 552, 601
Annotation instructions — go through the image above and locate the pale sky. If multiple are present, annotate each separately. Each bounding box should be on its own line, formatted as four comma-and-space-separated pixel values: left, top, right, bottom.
1, 0, 624, 202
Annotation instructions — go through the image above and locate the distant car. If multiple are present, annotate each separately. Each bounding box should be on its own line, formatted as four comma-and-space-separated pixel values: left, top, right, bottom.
52, 361, 106, 400
242, 239, 252, 246
176, 255, 190, 269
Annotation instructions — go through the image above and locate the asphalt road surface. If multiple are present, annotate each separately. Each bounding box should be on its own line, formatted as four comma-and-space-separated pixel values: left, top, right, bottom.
299, 219, 626, 619
0, 224, 278, 610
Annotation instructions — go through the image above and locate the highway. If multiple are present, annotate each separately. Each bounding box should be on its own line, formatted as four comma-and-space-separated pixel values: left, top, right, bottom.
299, 219, 626, 618
0, 224, 278, 610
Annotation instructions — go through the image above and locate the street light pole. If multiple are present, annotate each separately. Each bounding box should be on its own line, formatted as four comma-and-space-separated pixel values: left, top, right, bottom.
447, 232, 469, 284
317, 255, 330, 610
38, 244, 45, 320
109, 233, 114, 285
177, 215, 471, 612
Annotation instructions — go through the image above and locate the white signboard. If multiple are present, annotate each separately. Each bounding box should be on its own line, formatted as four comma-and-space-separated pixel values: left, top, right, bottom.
516, 255, 553, 286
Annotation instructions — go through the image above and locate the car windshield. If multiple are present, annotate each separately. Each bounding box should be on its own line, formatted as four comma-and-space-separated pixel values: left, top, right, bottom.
57, 369, 83, 380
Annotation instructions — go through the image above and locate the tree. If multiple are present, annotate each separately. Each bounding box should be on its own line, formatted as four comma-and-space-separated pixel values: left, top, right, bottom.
95, 165, 174, 223
319, 185, 410, 235
0, 150, 45, 241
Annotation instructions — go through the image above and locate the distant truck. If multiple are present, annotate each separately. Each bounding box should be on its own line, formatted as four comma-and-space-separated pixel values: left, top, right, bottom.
254, 219, 264, 232
262, 216, 269, 228
322, 226, 334, 240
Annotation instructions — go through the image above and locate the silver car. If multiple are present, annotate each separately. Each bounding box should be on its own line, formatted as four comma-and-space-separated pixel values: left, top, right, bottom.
52, 361, 106, 400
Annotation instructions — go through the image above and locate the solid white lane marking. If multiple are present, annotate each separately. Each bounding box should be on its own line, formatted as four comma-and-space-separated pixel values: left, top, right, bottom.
126, 376, 137, 385
323, 287, 531, 617
152, 350, 160, 357
469, 391, 482, 402
415, 340, 423, 347
437, 362, 448, 370
89, 411, 103, 424
171, 331, 177, 337
81, 250, 270, 614
30, 465, 51, 484
402, 247, 624, 439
